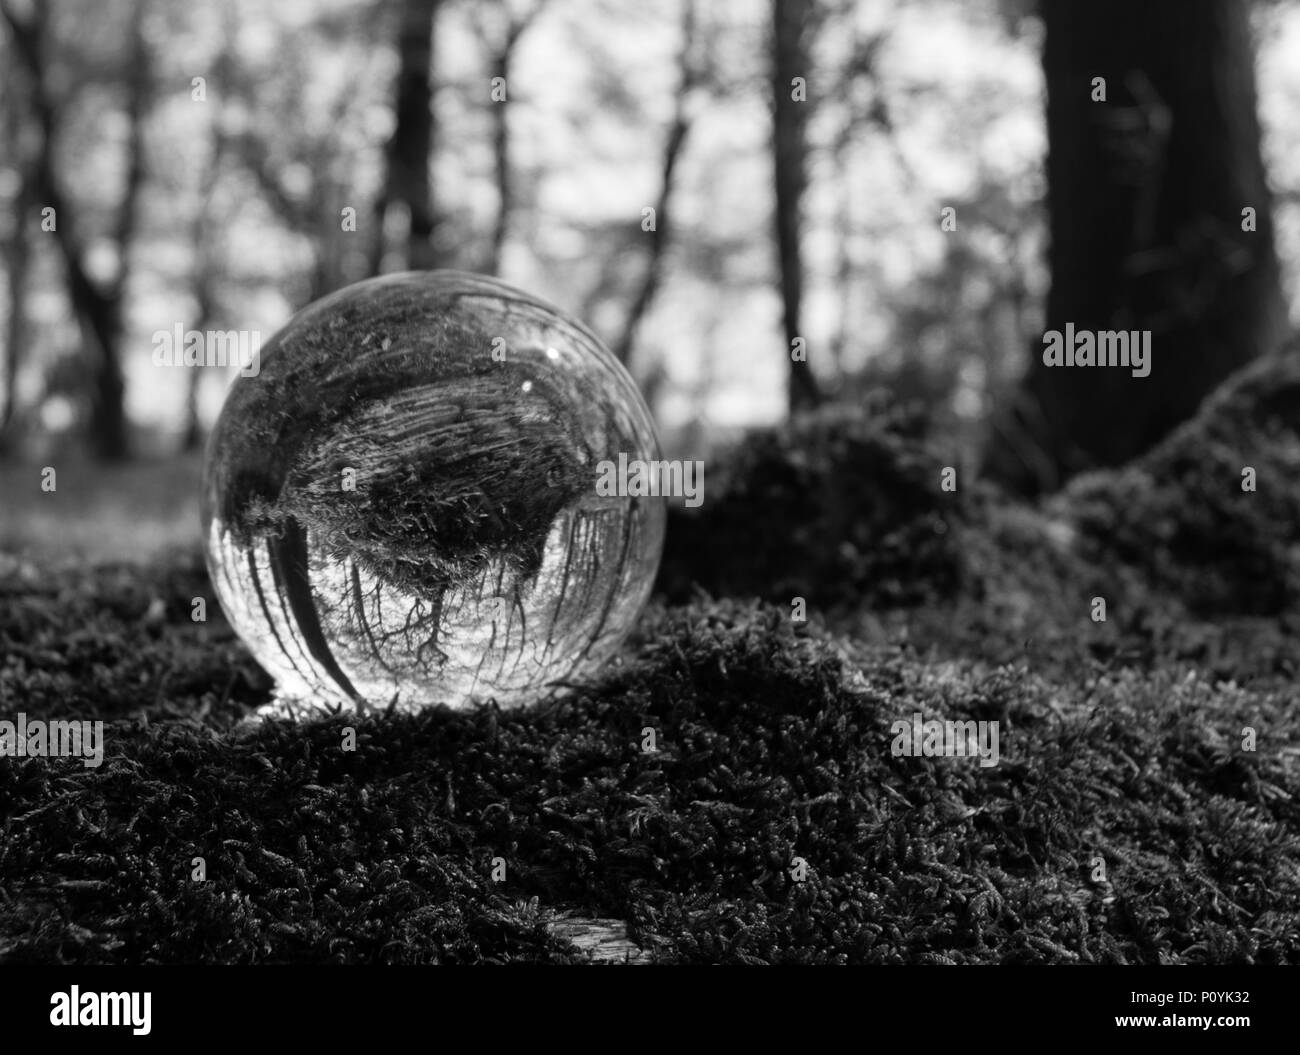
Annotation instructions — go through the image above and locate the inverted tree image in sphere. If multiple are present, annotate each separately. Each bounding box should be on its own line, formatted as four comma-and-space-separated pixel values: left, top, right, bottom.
201, 271, 666, 715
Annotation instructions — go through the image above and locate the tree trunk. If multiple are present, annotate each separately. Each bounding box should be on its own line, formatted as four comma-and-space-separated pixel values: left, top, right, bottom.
484, 1, 549, 276
375, 0, 440, 272
183, 37, 237, 455
488, 48, 511, 276
44, 148, 131, 461
1, 0, 147, 461
985, 0, 1285, 495
89, 1, 148, 461
612, 0, 697, 367
773, 0, 820, 413
0, 123, 31, 453
88, 321, 129, 458
183, 178, 219, 454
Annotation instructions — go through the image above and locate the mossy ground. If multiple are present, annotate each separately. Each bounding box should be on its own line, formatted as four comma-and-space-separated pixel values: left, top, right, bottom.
2, 358, 1299, 963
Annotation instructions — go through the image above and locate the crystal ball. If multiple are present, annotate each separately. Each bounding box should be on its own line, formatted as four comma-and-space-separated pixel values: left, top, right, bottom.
201, 271, 666, 715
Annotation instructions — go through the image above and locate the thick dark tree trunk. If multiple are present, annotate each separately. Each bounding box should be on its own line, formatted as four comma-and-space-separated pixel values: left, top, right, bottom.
376, 0, 440, 272
88, 319, 129, 459
986, 0, 1285, 495
38, 93, 132, 463
56, 214, 129, 459
773, 0, 820, 413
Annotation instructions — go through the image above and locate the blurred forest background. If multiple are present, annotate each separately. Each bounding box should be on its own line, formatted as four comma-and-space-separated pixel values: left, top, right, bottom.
2, 0, 1300, 557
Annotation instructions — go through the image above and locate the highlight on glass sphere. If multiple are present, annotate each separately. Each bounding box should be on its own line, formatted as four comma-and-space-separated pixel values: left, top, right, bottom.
201, 270, 666, 716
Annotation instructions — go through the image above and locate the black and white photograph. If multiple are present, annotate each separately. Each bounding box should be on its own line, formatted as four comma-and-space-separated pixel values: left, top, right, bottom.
0, 0, 1296, 1036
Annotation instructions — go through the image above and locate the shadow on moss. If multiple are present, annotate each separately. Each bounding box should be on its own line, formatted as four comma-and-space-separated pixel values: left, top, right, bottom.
659, 402, 969, 610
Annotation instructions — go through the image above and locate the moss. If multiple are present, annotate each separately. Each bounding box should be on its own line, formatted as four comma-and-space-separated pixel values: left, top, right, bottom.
1059, 352, 1300, 617
4, 357, 1300, 963
2, 591, 1296, 964
659, 402, 970, 611
0, 551, 269, 726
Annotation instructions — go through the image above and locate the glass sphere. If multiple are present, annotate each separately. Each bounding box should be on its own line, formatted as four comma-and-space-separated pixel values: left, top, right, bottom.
201, 271, 665, 715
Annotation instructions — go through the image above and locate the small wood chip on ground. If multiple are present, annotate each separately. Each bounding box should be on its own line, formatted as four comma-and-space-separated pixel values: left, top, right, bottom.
547, 914, 649, 964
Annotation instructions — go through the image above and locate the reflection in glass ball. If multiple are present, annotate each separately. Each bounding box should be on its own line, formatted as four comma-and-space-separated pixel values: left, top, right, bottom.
201, 271, 665, 715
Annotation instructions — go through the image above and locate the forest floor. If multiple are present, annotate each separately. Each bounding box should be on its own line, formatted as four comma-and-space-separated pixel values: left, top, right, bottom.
2, 358, 1299, 963
0, 452, 202, 563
